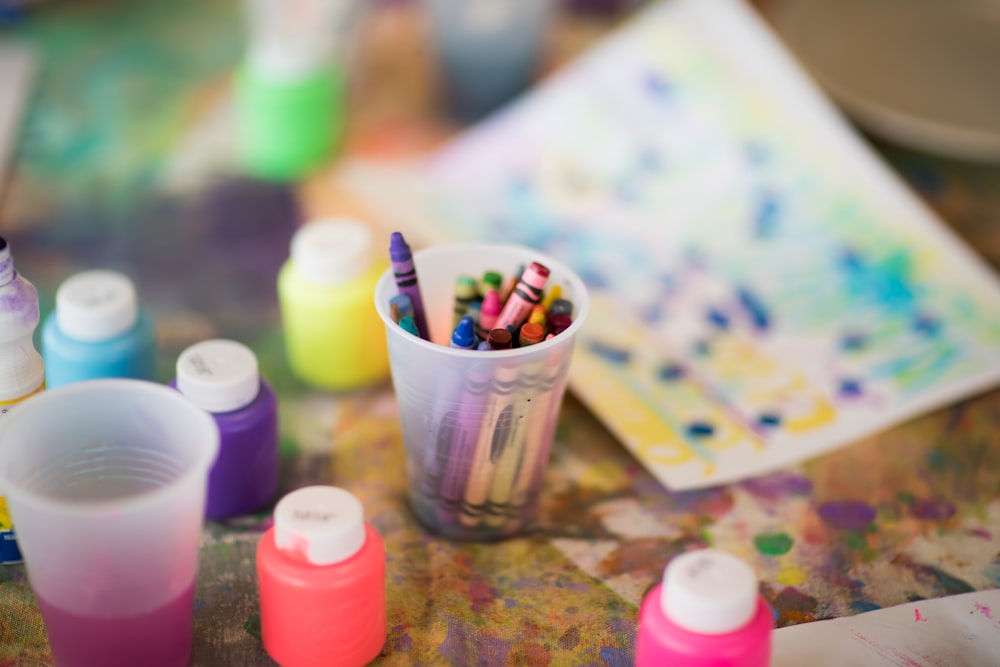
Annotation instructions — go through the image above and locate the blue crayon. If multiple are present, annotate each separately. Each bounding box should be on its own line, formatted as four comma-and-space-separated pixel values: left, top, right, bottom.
449, 316, 478, 350
389, 232, 430, 339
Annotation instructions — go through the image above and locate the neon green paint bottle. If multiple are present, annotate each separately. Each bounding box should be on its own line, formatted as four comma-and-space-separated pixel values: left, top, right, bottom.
278, 219, 390, 391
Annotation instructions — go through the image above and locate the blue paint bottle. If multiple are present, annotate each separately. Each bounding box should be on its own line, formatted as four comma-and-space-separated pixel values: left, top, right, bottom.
41, 270, 157, 389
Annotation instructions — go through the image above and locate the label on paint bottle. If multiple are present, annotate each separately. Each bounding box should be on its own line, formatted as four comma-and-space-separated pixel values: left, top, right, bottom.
0, 388, 41, 564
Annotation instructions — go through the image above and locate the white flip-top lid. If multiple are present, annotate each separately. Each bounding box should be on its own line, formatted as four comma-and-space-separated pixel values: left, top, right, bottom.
290, 219, 374, 285
274, 485, 367, 566
661, 549, 759, 634
176, 339, 260, 413
56, 270, 138, 342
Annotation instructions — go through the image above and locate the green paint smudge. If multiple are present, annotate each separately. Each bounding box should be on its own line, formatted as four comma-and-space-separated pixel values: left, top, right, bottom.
243, 614, 262, 640
753, 532, 793, 556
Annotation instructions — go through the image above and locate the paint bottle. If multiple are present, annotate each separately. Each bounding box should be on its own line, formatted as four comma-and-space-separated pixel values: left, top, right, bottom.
277, 219, 389, 391
636, 548, 773, 667
173, 339, 279, 520
0, 237, 45, 564
257, 485, 386, 667
237, 0, 362, 180
41, 269, 157, 389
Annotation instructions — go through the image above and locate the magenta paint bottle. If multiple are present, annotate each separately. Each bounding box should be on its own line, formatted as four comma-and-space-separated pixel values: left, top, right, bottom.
173, 339, 279, 520
636, 549, 774, 667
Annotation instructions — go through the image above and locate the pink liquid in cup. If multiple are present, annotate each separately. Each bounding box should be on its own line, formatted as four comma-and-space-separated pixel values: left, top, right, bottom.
37, 583, 196, 667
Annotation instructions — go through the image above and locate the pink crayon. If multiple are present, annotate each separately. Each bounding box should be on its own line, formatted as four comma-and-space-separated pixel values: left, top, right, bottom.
494, 262, 550, 331
479, 289, 501, 333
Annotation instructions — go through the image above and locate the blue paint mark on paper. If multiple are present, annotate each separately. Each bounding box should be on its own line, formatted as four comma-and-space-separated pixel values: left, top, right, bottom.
589, 340, 631, 364
738, 287, 770, 331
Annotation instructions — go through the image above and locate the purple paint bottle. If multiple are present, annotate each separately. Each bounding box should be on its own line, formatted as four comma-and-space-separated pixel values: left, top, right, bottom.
636, 549, 773, 667
173, 339, 279, 520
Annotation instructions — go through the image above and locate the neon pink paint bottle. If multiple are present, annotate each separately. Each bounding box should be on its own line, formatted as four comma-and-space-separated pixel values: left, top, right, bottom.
636, 549, 773, 667
257, 485, 386, 667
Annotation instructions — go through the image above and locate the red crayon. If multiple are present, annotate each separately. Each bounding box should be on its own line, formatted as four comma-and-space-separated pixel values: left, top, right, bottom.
548, 312, 573, 336
494, 262, 550, 331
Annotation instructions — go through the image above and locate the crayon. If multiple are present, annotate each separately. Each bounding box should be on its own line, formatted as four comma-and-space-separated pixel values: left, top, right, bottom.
548, 312, 573, 336
518, 322, 545, 346
541, 284, 562, 311
494, 262, 550, 331
436, 362, 492, 525
487, 328, 512, 350
398, 315, 419, 337
549, 298, 573, 316
503, 354, 567, 531
389, 232, 430, 340
528, 303, 547, 328
459, 358, 522, 528
499, 264, 524, 306
449, 316, 478, 350
481, 270, 503, 297
483, 355, 542, 528
389, 294, 413, 324
452, 275, 478, 329
479, 289, 501, 332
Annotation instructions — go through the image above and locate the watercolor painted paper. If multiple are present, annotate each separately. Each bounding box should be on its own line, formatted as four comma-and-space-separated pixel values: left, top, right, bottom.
772, 589, 1000, 666
337, 0, 1000, 489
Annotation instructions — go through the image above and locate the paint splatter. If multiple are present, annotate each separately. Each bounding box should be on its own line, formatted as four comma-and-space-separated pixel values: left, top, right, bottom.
771, 587, 819, 625
737, 287, 769, 330
841, 332, 867, 351
838, 379, 863, 397
686, 421, 715, 438
974, 602, 994, 620
914, 608, 928, 622
909, 498, 956, 521
743, 471, 812, 499
757, 412, 782, 428
588, 340, 631, 364
913, 313, 942, 336
242, 614, 261, 640
706, 307, 729, 329
776, 567, 807, 586
657, 363, 684, 381
818, 500, 876, 531
599, 645, 632, 667
753, 532, 794, 556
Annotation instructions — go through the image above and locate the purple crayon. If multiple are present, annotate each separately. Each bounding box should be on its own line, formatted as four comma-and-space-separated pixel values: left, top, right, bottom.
389, 232, 430, 340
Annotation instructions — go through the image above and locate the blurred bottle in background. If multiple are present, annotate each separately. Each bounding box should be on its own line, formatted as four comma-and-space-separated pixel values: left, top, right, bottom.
237, 0, 365, 181
425, 0, 556, 122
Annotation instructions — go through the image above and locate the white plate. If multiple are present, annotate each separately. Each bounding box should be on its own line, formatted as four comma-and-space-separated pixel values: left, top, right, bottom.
762, 0, 1000, 162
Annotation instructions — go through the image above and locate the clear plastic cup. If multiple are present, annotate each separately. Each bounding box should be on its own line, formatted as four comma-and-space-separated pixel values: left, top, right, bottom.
0, 379, 220, 667
375, 243, 589, 541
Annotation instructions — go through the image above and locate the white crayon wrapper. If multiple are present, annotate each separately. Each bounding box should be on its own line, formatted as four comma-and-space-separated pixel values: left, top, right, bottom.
375, 243, 589, 541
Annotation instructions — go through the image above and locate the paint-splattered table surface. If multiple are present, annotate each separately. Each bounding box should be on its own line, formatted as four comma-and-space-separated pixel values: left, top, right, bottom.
2, 1, 1000, 665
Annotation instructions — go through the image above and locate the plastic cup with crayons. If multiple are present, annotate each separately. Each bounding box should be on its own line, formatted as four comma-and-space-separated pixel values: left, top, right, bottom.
375, 237, 589, 541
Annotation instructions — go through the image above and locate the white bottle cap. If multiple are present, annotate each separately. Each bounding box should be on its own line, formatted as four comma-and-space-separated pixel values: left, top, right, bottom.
176, 339, 260, 413
660, 549, 759, 634
274, 485, 367, 566
290, 219, 374, 286
56, 270, 139, 342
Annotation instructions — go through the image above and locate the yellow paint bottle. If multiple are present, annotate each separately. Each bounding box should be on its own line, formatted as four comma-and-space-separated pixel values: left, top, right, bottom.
278, 219, 389, 391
